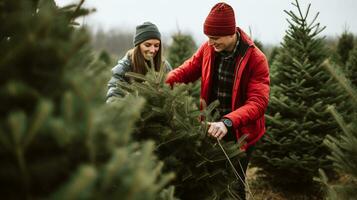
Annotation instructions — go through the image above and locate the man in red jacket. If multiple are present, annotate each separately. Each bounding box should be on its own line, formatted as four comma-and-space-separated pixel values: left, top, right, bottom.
166, 2, 270, 199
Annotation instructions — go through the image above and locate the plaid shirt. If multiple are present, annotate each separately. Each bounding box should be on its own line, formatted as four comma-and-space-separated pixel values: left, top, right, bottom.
211, 33, 241, 116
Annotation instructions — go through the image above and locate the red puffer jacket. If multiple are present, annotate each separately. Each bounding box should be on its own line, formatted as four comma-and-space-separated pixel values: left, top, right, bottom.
166, 28, 270, 149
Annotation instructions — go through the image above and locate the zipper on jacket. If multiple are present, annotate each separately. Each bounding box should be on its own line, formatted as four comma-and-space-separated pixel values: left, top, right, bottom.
233, 45, 251, 99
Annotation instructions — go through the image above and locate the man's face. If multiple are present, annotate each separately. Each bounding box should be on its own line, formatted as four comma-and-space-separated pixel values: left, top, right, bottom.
206, 34, 236, 52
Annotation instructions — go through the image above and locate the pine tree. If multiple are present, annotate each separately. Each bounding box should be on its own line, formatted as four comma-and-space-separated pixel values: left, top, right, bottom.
346, 46, 357, 87
336, 30, 354, 66
254, 39, 265, 53
252, 0, 347, 195
318, 61, 357, 200
268, 46, 280, 66
0, 0, 175, 199
167, 32, 197, 68
112, 64, 246, 200
167, 32, 200, 106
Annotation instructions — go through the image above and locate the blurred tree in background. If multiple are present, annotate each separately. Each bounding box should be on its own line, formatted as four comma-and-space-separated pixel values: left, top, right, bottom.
336, 30, 354, 67
167, 32, 197, 68
268, 46, 280, 66
254, 39, 265, 54
166, 32, 200, 104
346, 46, 357, 87
252, 0, 349, 196
0, 0, 175, 199
90, 28, 133, 58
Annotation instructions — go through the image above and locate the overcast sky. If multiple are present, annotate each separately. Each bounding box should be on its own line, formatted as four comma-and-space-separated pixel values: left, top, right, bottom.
55, 0, 357, 45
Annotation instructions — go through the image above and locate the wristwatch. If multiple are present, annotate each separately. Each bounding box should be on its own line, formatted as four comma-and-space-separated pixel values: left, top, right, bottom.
222, 118, 233, 128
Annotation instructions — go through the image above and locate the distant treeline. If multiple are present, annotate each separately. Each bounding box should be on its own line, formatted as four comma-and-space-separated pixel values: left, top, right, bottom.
89, 27, 357, 68
90, 28, 134, 58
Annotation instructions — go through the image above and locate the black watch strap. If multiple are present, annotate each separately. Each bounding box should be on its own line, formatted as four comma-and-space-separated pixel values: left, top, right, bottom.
222, 118, 233, 128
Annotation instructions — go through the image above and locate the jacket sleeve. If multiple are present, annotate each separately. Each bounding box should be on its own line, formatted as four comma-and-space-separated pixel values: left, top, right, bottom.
165, 44, 204, 85
224, 51, 270, 128
106, 56, 131, 101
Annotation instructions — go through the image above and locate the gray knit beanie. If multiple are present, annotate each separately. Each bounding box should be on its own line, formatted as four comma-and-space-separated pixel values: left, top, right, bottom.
133, 22, 161, 46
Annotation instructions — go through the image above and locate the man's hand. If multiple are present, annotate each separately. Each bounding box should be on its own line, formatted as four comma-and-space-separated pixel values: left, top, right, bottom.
207, 122, 228, 140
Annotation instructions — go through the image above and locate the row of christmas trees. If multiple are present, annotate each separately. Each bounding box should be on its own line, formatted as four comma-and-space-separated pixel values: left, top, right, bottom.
249, 0, 357, 199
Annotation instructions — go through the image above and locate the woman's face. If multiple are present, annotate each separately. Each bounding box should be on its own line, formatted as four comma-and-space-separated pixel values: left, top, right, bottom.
139, 39, 160, 60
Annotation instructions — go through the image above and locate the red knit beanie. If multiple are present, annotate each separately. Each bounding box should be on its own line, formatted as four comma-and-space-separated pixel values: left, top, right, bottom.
204, 2, 236, 36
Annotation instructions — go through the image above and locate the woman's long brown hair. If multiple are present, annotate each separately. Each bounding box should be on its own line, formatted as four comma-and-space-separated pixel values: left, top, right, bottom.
130, 43, 162, 75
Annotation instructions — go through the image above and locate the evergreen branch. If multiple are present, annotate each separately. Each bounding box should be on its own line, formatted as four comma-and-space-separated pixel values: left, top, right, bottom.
8, 112, 30, 194
217, 139, 255, 200
70, 0, 85, 22
293, 0, 305, 24
217, 139, 240, 180
156, 132, 186, 149
326, 106, 351, 137
101, 148, 128, 190
172, 110, 192, 130
0, 129, 12, 151
116, 81, 134, 95
321, 60, 357, 104
153, 171, 176, 194
157, 62, 166, 85
310, 23, 326, 38
8, 112, 26, 147
69, 78, 88, 101
304, 3, 311, 21
307, 12, 320, 30
265, 113, 284, 126
53, 165, 97, 199
194, 149, 230, 164
237, 134, 248, 147
24, 100, 52, 148
59, 4, 78, 11
284, 12, 300, 27
227, 184, 242, 199
196, 171, 210, 180
125, 72, 147, 82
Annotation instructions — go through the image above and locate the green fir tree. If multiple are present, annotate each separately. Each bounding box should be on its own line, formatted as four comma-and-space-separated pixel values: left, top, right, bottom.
167, 32, 197, 68
346, 46, 357, 87
111, 63, 247, 200
254, 39, 265, 54
268, 46, 280, 66
167, 32, 200, 106
336, 30, 354, 66
0, 0, 175, 199
318, 61, 357, 200
252, 0, 347, 195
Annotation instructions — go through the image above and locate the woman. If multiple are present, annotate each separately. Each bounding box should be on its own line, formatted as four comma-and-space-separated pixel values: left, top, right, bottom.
106, 22, 172, 101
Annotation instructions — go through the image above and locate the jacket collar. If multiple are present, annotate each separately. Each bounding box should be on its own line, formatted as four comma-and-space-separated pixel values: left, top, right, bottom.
235, 27, 252, 57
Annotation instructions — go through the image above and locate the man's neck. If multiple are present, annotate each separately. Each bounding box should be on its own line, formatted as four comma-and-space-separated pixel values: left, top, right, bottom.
225, 33, 238, 52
